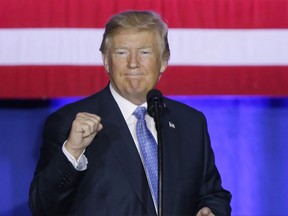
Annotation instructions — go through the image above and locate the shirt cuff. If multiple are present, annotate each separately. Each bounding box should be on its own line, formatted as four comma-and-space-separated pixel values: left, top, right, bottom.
62, 141, 88, 171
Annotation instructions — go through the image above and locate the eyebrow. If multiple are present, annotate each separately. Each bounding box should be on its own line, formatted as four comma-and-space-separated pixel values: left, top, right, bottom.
113, 46, 154, 50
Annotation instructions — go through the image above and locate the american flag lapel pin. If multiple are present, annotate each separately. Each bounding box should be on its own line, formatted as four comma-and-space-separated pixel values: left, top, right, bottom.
169, 121, 175, 128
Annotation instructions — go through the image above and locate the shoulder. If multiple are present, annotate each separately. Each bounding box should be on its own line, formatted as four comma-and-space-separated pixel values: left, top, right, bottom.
163, 97, 204, 117
46, 87, 112, 123
56, 87, 111, 116
163, 96, 208, 127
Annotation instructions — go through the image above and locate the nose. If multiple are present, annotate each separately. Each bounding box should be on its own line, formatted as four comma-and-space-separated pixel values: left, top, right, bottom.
128, 51, 139, 69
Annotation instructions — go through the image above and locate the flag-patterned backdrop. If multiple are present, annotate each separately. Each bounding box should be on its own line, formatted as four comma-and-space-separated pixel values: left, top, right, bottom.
1, 1, 288, 216
1, 0, 288, 98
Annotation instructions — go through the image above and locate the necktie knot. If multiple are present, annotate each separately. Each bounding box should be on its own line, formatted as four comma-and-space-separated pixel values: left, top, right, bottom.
133, 106, 147, 120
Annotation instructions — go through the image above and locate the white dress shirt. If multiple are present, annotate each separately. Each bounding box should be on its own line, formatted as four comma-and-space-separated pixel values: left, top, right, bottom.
109, 84, 158, 155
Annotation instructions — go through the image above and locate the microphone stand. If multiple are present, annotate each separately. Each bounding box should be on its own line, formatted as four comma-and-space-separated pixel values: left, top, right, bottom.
154, 101, 163, 216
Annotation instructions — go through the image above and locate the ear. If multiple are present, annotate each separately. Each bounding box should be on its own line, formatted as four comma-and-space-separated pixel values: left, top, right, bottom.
160, 60, 168, 74
158, 61, 168, 81
102, 53, 110, 73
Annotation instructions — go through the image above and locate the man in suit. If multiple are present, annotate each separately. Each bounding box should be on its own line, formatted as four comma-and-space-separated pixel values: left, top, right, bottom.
29, 10, 231, 216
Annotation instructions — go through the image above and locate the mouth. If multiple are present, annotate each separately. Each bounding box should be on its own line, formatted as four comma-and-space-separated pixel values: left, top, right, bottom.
124, 72, 145, 77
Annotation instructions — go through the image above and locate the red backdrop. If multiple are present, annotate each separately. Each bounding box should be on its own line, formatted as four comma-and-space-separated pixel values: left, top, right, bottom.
1, 0, 288, 98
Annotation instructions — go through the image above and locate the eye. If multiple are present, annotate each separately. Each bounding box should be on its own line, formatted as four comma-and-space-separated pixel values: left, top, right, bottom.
139, 49, 152, 55
115, 49, 128, 56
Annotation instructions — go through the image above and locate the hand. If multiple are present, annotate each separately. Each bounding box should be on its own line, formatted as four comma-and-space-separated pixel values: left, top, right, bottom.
65, 112, 103, 159
196, 207, 215, 216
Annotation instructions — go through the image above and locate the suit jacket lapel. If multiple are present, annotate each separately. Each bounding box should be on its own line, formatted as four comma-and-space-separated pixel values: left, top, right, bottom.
105, 119, 156, 215
104, 92, 180, 215
98, 87, 156, 215
160, 108, 180, 215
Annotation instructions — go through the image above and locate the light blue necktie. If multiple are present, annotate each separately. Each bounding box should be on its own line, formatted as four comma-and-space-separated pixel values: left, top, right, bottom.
133, 106, 158, 209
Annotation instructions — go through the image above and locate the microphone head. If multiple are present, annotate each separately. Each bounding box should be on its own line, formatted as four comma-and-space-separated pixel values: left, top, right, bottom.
147, 89, 165, 118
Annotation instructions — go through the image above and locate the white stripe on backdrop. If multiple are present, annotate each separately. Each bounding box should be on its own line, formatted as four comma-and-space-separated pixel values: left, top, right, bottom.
1, 28, 288, 66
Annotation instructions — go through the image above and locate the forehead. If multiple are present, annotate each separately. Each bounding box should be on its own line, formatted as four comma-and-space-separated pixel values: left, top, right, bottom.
110, 29, 161, 48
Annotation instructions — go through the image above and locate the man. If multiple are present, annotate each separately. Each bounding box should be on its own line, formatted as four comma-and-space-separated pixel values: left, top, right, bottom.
29, 10, 231, 216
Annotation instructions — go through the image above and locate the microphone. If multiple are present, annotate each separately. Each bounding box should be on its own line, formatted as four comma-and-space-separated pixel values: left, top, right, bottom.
146, 89, 165, 216
147, 89, 165, 119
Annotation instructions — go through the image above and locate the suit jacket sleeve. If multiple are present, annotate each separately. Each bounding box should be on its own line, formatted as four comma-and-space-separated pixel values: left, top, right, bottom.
29, 111, 86, 216
196, 112, 232, 215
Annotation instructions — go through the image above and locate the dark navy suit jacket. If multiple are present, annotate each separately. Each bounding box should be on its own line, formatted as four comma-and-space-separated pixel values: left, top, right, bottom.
29, 84, 231, 216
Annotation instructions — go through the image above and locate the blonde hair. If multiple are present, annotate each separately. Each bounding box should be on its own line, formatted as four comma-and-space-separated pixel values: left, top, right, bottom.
99, 10, 170, 61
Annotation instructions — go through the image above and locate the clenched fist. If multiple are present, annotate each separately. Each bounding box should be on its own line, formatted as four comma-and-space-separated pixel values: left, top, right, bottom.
65, 112, 103, 159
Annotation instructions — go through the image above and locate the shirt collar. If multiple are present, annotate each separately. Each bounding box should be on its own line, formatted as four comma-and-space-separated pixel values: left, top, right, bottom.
109, 84, 147, 121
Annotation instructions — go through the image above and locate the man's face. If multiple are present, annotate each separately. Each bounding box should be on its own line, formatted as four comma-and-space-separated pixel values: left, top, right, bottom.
102, 29, 167, 105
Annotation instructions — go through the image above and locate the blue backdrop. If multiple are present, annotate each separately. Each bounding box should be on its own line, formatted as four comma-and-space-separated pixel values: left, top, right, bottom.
1, 96, 287, 216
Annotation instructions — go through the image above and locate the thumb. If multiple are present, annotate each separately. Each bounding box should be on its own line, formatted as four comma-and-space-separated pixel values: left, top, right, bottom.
197, 207, 212, 216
